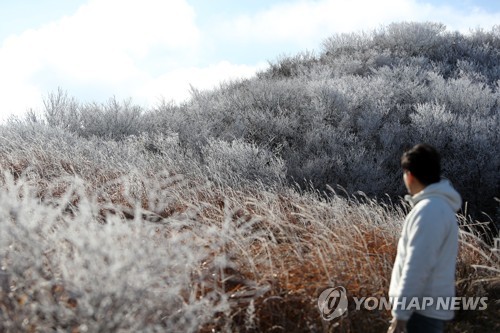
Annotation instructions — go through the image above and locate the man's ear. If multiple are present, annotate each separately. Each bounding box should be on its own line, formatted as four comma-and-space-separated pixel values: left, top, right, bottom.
404, 170, 415, 185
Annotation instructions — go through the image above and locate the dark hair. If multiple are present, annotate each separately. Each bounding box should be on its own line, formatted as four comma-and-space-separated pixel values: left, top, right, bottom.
401, 144, 441, 185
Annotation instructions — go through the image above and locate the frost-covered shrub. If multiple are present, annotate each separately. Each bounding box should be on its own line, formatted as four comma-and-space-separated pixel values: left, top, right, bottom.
262, 51, 319, 79
74, 98, 145, 139
202, 138, 285, 187
164, 22, 498, 218
40, 89, 147, 140
322, 22, 500, 83
0, 122, 195, 187
372, 22, 447, 57
0, 172, 234, 332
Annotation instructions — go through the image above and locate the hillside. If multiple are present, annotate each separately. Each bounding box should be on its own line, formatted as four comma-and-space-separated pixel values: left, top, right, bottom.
39, 22, 499, 222
0, 22, 498, 332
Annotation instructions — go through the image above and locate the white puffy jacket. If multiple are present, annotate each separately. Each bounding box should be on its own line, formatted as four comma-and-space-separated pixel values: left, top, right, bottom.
389, 179, 462, 320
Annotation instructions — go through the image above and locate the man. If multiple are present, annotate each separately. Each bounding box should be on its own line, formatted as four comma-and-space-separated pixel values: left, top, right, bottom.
388, 144, 462, 333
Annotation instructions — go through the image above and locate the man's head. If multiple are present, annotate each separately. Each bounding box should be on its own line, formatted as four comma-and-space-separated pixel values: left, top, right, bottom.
401, 144, 441, 195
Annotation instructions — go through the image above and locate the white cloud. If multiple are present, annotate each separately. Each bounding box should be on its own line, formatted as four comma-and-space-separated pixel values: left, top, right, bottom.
0, 0, 200, 119
0, 80, 42, 121
41, 0, 200, 80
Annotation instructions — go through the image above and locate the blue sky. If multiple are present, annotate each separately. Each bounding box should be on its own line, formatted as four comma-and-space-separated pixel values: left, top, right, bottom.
1, 0, 500, 120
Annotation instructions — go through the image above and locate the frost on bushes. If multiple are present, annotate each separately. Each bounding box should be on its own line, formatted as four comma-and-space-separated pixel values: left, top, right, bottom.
27, 22, 500, 219
202, 138, 286, 187
170, 22, 499, 217
410, 101, 499, 215
0, 122, 197, 185
42, 88, 146, 140
0, 171, 238, 332
75, 98, 144, 139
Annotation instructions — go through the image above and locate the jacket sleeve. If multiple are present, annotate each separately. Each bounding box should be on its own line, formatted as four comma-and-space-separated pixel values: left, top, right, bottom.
392, 202, 446, 320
